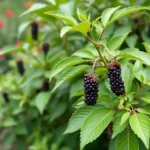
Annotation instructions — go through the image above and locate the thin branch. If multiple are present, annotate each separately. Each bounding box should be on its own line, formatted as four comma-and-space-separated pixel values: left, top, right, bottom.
96, 46, 107, 67
87, 36, 107, 67
92, 58, 99, 73
101, 43, 114, 58
99, 29, 104, 40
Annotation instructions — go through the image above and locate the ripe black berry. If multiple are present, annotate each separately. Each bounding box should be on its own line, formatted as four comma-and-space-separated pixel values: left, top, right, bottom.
16, 60, 25, 76
108, 62, 125, 96
31, 22, 38, 40
148, 24, 150, 37
2, 92, 9, 103
42, 43, 50, 55
43, 80, 49, 91
84, 75, 98, 105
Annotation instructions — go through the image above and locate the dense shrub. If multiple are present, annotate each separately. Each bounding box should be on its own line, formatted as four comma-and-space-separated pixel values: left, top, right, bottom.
1, 0, 150, 150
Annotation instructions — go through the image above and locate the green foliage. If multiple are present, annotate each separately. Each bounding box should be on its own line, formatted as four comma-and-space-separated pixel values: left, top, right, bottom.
35, 91, 51, 114
116, 129, 139, 150
1, 0, 150, 149
129, 113, 150, 149
80, 108, 114, 149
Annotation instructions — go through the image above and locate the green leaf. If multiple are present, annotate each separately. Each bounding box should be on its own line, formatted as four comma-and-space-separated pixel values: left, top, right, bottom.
120, 112, 130, 125
44, 10, 78, 26
48, 51, 66, 66
77, 8, 88, 22
141, 93, 150, 104
52, 65, 88, 92
64, 105, 100, 134
106, 6, 150, 27
69, 22, 91, 36
50, 56, 85, 80
134, 68, 150, 84
101, 6, 120, 27
35, 92, 51, 114
108, 32, 130, 51
126, 34, 138, 48
46, 0, 56, 5
133, 60, 142, 73
121, 65, 132, 93
129, 113, 150, 149
116, 129, 139, 150
50, 101, 67, 122
70, 79, 83, 98
109, 135, 119, 150
143, 42, 150, 55
21, 3, 47, 17
112, 117, 128, 138
0, 45, 24, 55
15, 124, 28, 135
136, 108, 150, 115
81, 108, 114, 149
3, 117, 17, 127
72, 49, 95, 59
113, 26, 131, 37
18, 21, 31, 37
60, 26, 72, 37
118, 48, 150, 66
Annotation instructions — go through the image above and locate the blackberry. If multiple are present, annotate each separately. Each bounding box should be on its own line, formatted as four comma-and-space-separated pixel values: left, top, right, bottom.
42, 43, 50, 55
148, 24, 150, 37
16, 60, 25, 76
108, 62, 125, 96
43, 80, 49, 91
2, 92, 9, 103
31, 22, 38, 40
84, 75, 98, 105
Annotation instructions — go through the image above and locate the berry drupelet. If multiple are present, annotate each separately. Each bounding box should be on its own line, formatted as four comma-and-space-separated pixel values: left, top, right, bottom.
16, 60, 25, 76
42, 43, 50, 55
31, 22, 38, 40
84, 75, 98, 105
108, 62, 125, 96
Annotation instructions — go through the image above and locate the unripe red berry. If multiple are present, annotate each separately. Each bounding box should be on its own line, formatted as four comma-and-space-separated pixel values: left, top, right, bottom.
5, 10, 14, 18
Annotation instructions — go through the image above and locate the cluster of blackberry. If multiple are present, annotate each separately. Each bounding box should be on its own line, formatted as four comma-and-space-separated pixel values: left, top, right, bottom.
84, 75, 98, 105
31, 22, 38, 41
16, 60, 25, 76
108, 63, 125, 96
42, 43, 50, 55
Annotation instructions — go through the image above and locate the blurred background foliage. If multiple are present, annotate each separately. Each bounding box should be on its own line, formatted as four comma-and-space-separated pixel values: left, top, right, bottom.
0, 0, 150, 150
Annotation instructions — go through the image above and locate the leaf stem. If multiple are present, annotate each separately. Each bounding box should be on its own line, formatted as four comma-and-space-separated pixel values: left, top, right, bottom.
96, 46, 107, 67
99, 29, 104, 40
87, 36, 107, 67
101, 43, 114, 58
92, 58, 100, 73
